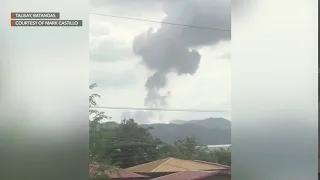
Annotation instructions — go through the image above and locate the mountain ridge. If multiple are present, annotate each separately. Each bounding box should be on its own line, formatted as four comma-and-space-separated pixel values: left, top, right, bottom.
144, 117, 231, 145
103, 117, 231, 145
169, 117, 231, 129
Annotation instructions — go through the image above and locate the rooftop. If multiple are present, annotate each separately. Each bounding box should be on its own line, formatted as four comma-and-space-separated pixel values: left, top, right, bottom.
105, 169, 149, 179
151, 170, 231, 180
90, 162, 148, 179
125, 157, 229, 173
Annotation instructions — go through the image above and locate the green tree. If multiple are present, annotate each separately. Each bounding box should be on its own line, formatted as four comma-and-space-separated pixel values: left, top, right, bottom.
210, 147, 231, 166
89, 83, 111, 180
174, 136, 202, 159
107, 119, 162, 168
157, 143, 181, 159
88, 84, 231, 171
167, 136, 231, 166
89, 83, 110, 161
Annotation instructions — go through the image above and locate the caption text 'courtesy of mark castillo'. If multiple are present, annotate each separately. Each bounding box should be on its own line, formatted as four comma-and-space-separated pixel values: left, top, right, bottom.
10, 12, 83, 27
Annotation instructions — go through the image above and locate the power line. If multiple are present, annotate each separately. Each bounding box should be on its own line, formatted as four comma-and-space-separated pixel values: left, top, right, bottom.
90, 13, 231, 32
90, 106, 230, 113
101, 137, 161, 142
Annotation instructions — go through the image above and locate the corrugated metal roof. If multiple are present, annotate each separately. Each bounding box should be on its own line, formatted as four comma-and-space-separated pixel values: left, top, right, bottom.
150, 171, 230, 180
125, 157, 229, 173
90, 162, 148, 179
193, 160, 231, 169
104, 169, 149, 179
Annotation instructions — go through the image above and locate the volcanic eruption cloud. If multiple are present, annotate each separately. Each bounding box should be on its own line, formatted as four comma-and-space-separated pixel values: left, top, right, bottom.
132, 0, 231, 107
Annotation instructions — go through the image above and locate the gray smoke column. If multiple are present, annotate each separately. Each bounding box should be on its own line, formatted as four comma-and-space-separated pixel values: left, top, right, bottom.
133, 0, 231, 107
121, 111, 154, 124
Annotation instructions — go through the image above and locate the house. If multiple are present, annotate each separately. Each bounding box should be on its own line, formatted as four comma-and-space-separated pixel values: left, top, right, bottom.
150, 170, 231, 180
125, 157, 230, 179
90, 162, 149, 180
104, 169, 149, 180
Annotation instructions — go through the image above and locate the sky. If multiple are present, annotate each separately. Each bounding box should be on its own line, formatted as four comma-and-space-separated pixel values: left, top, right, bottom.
89, 0, 231, 124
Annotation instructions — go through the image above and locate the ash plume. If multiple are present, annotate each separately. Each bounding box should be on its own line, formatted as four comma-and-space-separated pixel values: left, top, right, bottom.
133, 0, 231, 107
121, 111, 154, 124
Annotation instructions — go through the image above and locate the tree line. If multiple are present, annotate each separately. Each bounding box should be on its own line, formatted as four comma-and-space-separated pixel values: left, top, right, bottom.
89, 84, 231, 180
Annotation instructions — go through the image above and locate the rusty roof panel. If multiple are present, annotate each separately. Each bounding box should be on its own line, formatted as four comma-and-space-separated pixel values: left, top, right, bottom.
105, 169, 149, 178
125, 157, 229, 173
151, 171, 230, 180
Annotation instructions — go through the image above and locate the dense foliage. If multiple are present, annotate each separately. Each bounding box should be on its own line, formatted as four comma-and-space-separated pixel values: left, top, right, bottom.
89, 83, 231, 179
89, 83, 111, 180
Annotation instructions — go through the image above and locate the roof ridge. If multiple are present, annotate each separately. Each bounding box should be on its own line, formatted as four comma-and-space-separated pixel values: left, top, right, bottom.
193, 160, 230, 168
151, 157, 173, 172
151, 171, 225, 180
125, 157, 171, 171
155, 158, 208, 171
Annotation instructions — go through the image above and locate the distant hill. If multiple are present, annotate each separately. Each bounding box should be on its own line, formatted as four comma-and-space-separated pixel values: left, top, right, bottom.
144, 118, 231, 145
101, 118, 231, 146
170, 117, 231, 129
